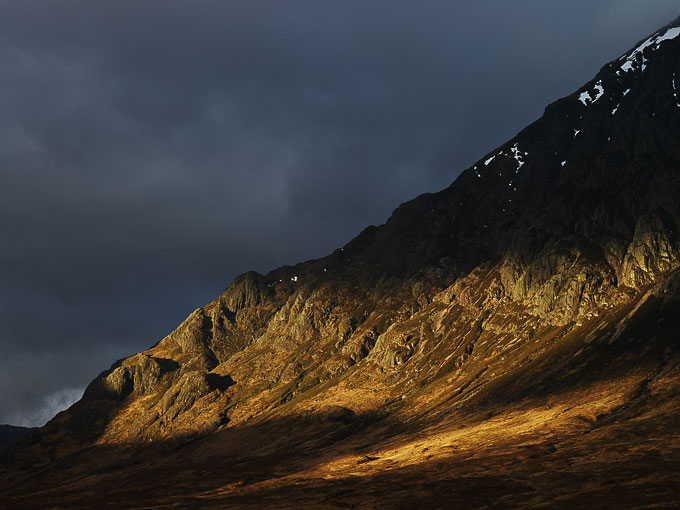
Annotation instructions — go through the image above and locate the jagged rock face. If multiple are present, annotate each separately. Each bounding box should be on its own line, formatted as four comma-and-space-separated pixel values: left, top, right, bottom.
5, 16, 680, 509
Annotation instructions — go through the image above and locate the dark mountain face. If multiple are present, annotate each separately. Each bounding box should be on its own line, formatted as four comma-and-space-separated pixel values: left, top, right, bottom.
0, 426, 36, 454
4, 17, 680, 510
368, 18, 680, 283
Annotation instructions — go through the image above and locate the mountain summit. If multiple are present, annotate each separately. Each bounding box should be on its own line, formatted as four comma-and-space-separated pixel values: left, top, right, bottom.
4, 17, 680, 509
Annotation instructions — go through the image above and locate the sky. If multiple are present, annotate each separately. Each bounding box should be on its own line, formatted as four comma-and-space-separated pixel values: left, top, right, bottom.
1, 1, 679, 427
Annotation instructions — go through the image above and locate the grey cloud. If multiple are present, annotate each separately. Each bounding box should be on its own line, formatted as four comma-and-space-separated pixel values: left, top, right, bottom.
5, 386, 84, 428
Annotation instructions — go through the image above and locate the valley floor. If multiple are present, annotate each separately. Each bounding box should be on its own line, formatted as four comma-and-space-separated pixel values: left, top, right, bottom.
3, 373, 680, 509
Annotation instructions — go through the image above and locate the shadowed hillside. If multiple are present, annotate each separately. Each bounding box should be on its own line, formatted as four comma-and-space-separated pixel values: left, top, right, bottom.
0, 426, 35, 455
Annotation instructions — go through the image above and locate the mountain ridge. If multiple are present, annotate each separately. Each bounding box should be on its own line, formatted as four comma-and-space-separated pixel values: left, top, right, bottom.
4, 16, 680, 508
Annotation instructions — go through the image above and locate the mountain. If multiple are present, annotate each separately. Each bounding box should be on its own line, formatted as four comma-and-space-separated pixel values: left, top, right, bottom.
0, 426, 36, 455
4, 16, 680, 509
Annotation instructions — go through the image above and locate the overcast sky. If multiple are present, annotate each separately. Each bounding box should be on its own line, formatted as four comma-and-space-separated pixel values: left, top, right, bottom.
1, 1, 679, 426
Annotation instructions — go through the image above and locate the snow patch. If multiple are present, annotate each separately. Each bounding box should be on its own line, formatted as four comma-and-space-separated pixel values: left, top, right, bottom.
655, 27, 680, 45
484, 155, 495, 166
593, 82, 604, 101
561, 160, 566, 167
510, 142, 528, 170
620, 26, 680, 73
291, 276, 298, 282
579, 80, 604, 106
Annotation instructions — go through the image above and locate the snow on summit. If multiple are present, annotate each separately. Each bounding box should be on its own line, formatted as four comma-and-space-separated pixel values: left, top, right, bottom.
619, 26, 680, 74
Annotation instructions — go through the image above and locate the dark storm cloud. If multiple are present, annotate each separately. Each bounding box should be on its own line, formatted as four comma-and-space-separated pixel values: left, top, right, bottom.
2, 0, 679, 425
